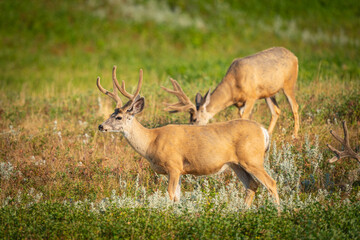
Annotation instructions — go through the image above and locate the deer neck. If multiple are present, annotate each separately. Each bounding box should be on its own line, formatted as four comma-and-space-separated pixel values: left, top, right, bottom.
122, 118, 153, 158
206, 81, 234, 115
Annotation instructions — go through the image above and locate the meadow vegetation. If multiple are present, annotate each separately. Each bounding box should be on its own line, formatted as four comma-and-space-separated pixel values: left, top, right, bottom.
0, 0, 359, 238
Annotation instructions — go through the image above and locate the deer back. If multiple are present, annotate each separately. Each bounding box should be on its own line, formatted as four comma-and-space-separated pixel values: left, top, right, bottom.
209, 47, 298, 108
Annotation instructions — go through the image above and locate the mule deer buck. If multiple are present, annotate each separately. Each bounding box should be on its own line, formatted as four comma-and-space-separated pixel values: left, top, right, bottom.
97, 66, 280, 208
162, 47, 300, 138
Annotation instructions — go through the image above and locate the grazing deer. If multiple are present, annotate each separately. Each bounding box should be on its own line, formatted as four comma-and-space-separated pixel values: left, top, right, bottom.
162, 47, 300, 137
97, 66, 280, 208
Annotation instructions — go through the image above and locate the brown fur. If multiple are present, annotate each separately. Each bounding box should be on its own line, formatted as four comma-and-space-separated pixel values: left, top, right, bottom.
163, 47, 300, 137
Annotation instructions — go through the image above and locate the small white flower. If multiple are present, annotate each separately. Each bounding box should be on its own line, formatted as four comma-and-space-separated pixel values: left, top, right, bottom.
53, 120, 57, 131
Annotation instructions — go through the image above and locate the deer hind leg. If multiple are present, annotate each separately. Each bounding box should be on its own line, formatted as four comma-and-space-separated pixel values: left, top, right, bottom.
230, 164, 259, 208
283, 87, 299, 138
239, 99, 256, 119
265, 97, 281, 135
167, 171, 181, 202
240, 163, 280, 206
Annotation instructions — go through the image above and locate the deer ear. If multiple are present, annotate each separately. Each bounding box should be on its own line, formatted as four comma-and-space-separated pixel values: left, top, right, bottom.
203, 88, 211, 107
128, 97, 145, 115
195, 93, 203, 110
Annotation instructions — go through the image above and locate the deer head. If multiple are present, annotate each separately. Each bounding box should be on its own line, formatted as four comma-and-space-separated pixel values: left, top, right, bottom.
97, 66, 144, 133
161, 78, 212, 125
194, 89, 212, 125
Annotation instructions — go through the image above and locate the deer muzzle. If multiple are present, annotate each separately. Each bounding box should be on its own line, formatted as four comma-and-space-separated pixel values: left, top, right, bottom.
98, 124, 105, 132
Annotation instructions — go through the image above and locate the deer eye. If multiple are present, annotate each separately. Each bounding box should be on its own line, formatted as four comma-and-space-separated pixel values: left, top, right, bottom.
115, 116, 122, 120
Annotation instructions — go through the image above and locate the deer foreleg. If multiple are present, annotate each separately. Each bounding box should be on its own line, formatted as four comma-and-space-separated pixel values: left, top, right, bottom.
167, 171, 181, 202
239, 99, 256, 119
235, 102, 246, 118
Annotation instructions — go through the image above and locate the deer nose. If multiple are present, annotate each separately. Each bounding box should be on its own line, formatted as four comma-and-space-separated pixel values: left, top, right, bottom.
98, 124, 104, 131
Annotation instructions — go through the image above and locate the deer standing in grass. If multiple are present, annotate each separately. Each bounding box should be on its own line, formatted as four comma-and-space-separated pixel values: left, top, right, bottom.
162, 47, 300, 137
97, 66, 280, 208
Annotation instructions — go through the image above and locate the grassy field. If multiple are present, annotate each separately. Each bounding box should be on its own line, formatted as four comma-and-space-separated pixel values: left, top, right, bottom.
1, 0, 359, 238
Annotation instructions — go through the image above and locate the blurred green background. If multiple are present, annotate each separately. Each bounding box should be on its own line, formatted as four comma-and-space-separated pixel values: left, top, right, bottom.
1, 0, 359, 98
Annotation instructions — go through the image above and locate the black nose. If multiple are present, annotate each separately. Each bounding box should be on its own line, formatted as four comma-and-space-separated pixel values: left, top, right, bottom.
98, 124, 103, 131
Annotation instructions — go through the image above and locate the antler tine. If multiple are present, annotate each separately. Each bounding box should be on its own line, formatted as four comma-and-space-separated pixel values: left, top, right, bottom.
112, 66, 118, 96
96, 74, 123, 108
161, 78, 196, 113
114, 69, 143, 101
118, 81, 134, 99
111, 66, 124, 107
162, 102, 193, 113
133, 69, 143, 99
327, 121, 360, 164
111, 66, 133, 100
96, 77, 107, 95
342, 120, 350, 147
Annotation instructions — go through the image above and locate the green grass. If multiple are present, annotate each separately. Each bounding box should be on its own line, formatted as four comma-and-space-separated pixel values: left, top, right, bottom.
1, 201, 359, 239
0, 0, 359, 238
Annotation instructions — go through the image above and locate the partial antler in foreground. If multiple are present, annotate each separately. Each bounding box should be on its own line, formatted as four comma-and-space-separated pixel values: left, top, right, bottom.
327, 121, 360, 164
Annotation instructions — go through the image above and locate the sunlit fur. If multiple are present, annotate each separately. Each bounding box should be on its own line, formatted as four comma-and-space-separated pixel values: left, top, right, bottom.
165, 47, 300, 138
99, 98, 279, 207
98, 69, 279, 207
